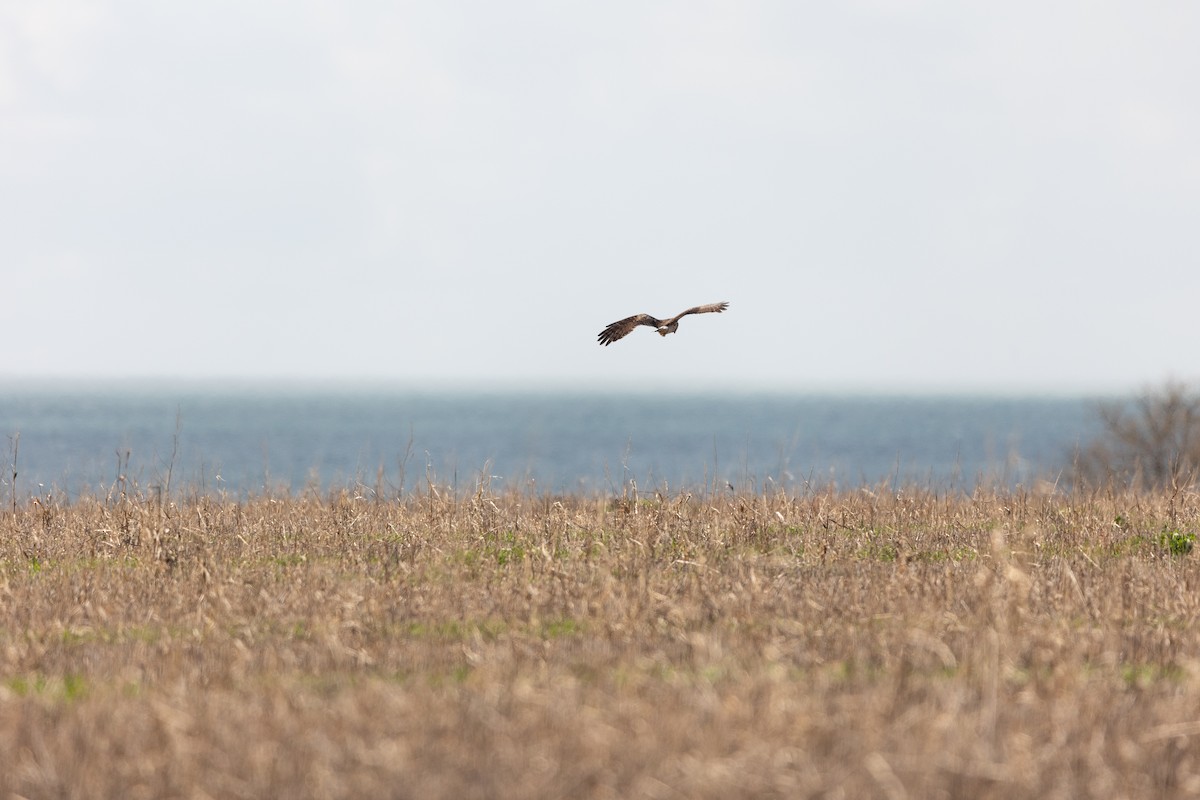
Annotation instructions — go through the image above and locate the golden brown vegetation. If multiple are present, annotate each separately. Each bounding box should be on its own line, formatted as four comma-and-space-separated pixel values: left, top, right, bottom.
2, 483, 1200, 798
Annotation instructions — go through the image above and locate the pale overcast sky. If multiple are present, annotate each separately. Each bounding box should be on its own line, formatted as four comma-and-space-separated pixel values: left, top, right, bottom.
2, 2, 1197, 393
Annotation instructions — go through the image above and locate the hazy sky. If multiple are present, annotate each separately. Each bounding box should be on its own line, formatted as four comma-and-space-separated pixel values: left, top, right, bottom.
3, 2, 1198, 392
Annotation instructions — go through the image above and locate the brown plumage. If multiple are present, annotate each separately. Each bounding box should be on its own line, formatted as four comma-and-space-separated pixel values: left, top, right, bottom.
597, 302, 729, 346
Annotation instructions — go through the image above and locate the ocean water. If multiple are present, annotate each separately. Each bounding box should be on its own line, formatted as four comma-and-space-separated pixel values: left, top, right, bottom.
0, 385, 1103, 498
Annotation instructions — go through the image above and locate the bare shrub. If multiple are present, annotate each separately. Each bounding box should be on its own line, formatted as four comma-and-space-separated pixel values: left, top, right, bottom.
1073, 379, 1200, 489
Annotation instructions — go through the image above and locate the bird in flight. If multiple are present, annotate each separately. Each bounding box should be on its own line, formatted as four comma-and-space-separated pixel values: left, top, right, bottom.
597, 302, 729, 346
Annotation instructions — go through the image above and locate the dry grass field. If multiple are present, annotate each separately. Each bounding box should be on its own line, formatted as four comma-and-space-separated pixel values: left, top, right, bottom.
2, 482, 1200, 798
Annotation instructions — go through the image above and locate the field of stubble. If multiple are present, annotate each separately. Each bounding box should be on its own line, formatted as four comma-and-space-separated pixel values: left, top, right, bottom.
2, 484, 1199, 799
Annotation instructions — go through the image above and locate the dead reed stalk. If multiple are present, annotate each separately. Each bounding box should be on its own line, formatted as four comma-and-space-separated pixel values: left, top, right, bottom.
0, 485, 1198, 798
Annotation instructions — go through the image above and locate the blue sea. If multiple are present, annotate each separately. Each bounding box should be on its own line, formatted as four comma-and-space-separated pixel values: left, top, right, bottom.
0, 384, 1104, 498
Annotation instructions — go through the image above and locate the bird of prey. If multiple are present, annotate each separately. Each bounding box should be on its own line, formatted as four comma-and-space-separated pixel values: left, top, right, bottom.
597, 301, 729, 346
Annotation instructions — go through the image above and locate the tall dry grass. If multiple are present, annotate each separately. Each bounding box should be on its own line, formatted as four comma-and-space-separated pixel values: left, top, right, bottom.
2, 482, 1200, 798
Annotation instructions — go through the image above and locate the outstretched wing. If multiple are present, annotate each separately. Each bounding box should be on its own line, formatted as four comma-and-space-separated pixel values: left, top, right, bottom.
670, 301, 730, 324
598, 313, 660, 346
